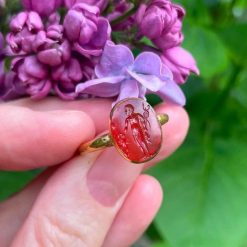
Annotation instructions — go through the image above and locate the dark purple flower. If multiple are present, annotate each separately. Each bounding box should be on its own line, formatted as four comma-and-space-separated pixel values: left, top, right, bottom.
22, 0, 63, 17
107, 0, 134, 31
76, 41, 185, 105
64, 0, 108, 12
7, 11, 44, 54
161, 46, 199, 84
64, 3, 111, 57
33, 26, 71, 66
12, 56, 52, 99
7, 13, 72, 67
52, 57, 94, 100
0, 71, 27, 101
136, 0, 185, 50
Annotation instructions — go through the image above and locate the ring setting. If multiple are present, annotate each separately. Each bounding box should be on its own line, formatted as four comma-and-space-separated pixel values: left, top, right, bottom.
79, 98, 169, 164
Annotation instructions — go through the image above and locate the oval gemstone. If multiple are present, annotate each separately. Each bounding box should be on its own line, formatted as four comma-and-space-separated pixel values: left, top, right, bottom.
110, 98, 162, 163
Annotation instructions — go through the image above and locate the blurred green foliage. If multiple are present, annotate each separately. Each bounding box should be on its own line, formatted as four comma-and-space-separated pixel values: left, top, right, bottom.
0, 1, 246, 247
147, 0, 247, 247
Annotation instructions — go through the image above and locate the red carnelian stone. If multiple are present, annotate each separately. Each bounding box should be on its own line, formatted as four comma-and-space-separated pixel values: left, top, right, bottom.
110, 98, 162, 163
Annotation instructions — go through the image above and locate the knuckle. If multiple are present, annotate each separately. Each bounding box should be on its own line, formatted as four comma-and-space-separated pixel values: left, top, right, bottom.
33, 212, 88, 247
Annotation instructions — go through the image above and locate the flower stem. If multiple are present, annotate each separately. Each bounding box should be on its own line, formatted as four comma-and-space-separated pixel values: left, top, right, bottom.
110, 5, 138, 26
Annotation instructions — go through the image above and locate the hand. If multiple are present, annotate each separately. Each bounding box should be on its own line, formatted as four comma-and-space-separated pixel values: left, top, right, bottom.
0, 98, 189, 247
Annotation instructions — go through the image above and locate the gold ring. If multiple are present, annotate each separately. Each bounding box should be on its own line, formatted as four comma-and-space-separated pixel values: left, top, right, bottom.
78, 98, 169, 164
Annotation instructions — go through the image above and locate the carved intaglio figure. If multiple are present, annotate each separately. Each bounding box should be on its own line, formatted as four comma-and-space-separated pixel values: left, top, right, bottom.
110, 98, 162, 163
123, 104, 151, 158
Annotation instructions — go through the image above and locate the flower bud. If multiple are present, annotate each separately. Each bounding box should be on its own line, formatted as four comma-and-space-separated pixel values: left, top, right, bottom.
161, 47, 200, 83
22, 0, 62, 17
137, 0, 185, 50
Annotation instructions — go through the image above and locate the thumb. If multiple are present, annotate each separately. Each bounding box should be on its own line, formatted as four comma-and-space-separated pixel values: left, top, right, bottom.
10, 149, 142, 247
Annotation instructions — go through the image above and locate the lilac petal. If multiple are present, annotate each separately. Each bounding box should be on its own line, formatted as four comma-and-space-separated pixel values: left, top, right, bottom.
37, 49, 62, 66
32, 0, 60, 17
115, 79, 139, 103
60, 40, 71, 62
138, 84, 147, 99
26, 11, 43, 31
21, 34, 35, 53
47, 24, 63, 40
68, 58, 83, 81
91, 18, 110, 47
165, 47, 200, 75
52, 64, 64, 81
157, 79, 186, 106
160, 63, 173, 81
78, 18, 97, 45
32, 31, 48, 52
72, 3, 100, 16
29, 79, 52, 100
74, 42, 102, 57
132, 52, 164, 78
127, 70, 163, 92
24, 56, 48, 79
0, 72, 26, 101
64, 10, 82, 42
95, 41, 134, 78
76, 76, 124, 97
10, 12, 28, 32
54, 83, 77, 100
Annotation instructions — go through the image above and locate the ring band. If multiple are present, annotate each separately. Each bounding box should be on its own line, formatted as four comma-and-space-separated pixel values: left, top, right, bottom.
78, 98, 169, 164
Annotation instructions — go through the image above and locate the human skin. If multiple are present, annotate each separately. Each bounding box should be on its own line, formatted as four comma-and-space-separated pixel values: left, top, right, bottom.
0, 98, 189, 247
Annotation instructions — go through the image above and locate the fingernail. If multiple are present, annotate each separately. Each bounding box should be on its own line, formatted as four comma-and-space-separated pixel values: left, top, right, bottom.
87, 148, 143, 207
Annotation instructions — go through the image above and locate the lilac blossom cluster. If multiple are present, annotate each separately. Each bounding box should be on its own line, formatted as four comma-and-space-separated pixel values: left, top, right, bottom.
0, 0, 199, 106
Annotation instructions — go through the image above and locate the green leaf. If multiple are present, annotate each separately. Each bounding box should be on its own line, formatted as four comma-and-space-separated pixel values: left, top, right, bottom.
182, 25, 229, 79
0, 171, 37, 201
231, 69, 247, 108
218, 24, 247, 65
152, 242, 172, 247
150, 136, 247, 247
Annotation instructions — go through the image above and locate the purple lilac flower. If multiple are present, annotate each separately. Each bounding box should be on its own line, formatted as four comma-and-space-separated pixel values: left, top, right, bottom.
136, 0, 185, 50
161, 46, 200, 84
12, 56, 52, 99
21, 0, 63, 17
52, 57, 94, 100
0, 0, 5, 8
64, 0, 108, 12
64, 3, 111, 57
0, 71, 27, 101
107, 0, 134, 31
0, 33, 27, 100
7, 11, 44, 54
7, 12, 71, 66
76, 41, 185, 105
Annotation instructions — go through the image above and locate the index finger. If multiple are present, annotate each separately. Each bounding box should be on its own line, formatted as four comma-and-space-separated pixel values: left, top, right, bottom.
0, 104, 95, 170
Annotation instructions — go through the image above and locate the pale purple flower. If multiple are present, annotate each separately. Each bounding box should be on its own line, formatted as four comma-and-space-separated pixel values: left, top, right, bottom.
76, 41, 185, 105
64, 0, 108, 12
161, 46, 200, 84
12, 56, 52, 99
22, 0, 63, 17
64, 3, 111, 57
0, 0, 5, 8
136, 0, 185, 50
52, 57, 94, 100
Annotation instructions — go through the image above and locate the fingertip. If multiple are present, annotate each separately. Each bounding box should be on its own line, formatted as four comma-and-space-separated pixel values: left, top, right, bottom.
102, 174, 163, 247
152, 103, 190, 163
